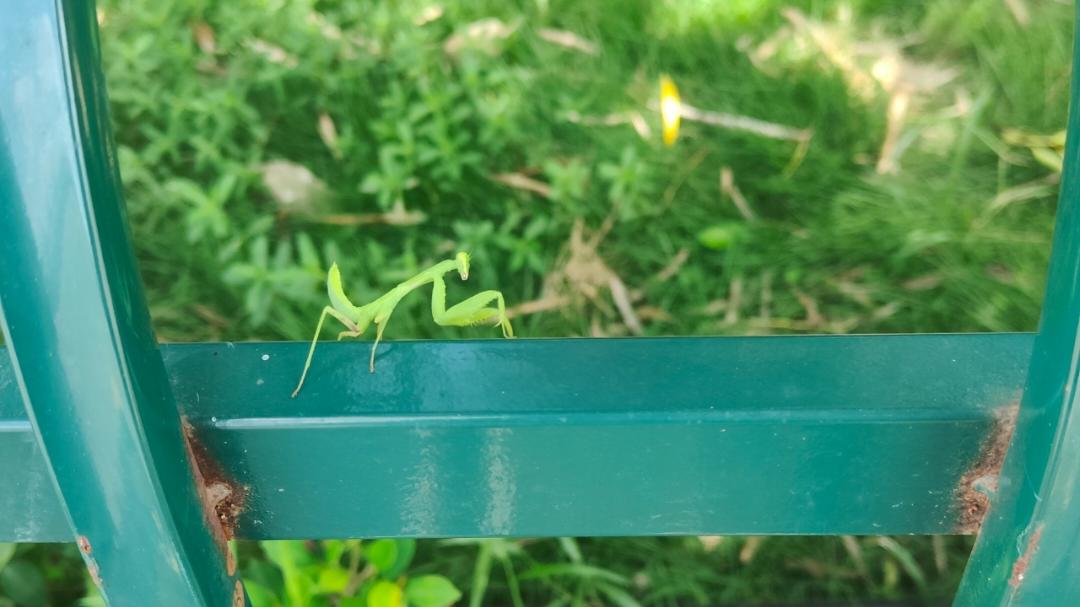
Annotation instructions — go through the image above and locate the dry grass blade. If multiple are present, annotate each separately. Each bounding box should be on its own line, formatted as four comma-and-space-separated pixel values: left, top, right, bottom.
739, 537, 765, 564
415, 5, 444, 26
662, 148, 710, 207
444, 18, 519, 55
697, 299, 728, 316
1004, 0, 1031, 26
782, 7, 875, 94
988, 174, 1059, 213
307, 12, 381, 55
565, 110, 652, 140
794, 288, 824, 327
903, 274, 943, 291
758, 271, 774, 323
506, 295, 571, 319
840, 536, 870, 581
193, 304, 229, 329
698, 536, 723, 552
676, 102, 813, 143
318, 113, 342, 160
634, 306, 672, 322
831, 278, 872, 307
538, 28, 599, 55
720, 167, 756, 221
245, 38, 299, 67
931, 535, 948, 575
608, 275, 643, 334
876, 90, 911, 174
724, 277, 744, 325
315, 204, 427, 227
490, 172, 552, 198
652, 248, 689, 283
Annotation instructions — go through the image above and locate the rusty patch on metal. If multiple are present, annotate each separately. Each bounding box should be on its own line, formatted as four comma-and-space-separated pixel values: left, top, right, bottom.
1009, 524, 1044, 588
76, 535, 103, 588
86, 560, 102, 588
233, 580, 245, 606
181, 418, 248, 559
954, 403, 1019, 534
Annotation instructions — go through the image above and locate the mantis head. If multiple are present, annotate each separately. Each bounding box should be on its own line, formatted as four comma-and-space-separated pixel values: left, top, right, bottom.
455, 251, 470, 280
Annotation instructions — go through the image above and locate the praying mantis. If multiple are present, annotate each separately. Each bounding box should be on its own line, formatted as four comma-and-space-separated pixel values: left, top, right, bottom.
291, 252, 514, 397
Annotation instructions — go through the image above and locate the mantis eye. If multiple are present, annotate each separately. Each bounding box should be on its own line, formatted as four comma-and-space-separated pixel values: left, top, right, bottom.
455, 252, 470, 280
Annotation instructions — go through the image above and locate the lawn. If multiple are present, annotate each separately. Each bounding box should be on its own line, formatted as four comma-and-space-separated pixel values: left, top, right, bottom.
0, 0, 1072, 605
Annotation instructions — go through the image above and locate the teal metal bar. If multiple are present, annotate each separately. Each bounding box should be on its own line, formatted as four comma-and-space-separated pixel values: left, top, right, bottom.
2, 334, 1032, 540
0, 2, 244, 605
952, 5, 1080, 604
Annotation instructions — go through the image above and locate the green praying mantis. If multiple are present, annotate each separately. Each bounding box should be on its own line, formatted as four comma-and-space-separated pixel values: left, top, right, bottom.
291, 252, 514, 397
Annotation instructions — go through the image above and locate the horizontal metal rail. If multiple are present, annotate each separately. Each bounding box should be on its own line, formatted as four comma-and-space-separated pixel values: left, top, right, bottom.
2, 333, 1031, 541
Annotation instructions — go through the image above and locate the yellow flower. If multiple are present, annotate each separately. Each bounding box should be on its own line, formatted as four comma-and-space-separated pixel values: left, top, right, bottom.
660, 75, 682, 146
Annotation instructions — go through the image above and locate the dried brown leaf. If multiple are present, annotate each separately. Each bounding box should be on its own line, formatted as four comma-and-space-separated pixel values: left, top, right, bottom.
740, 537, 766, 564
318, 113, 342, 159
246, 39, 298, 67
192, 21, 217, 54
415, 5, 444, 26
259, 160, 326, 210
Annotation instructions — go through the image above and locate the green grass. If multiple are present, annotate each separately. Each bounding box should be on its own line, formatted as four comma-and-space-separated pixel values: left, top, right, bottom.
0, 0, 1072, 605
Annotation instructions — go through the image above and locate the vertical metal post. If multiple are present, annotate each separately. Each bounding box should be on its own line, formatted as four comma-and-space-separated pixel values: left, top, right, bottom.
0, 1, 244, 605
952, 5, 1080, 605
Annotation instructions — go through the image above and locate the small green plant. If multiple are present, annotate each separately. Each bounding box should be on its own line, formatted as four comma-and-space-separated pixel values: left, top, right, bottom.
243, 539, 461, 607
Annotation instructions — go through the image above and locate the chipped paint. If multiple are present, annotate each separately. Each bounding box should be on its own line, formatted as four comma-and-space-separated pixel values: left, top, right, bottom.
955, 403, 1019, 534
1009, 524, 1044, 588
181, 417, 248, 589
233, 580, 245, 606
76, 534, 103, 588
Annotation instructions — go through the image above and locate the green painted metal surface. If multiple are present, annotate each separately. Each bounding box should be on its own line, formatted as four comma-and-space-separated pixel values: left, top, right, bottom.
2, 334, 1032, 540
952, 5, 1080, 604
0, 2, 243, 605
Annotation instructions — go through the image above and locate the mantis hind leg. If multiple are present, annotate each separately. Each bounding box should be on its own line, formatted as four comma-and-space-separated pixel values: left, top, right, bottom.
291, 306, 363, 398
369, 314, 392, 373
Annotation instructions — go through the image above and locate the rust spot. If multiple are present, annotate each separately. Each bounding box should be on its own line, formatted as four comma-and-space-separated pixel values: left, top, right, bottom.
233, 580, 245, 606
76, 535, 102, 588
86, 559, 102, 588
181, 418, 248, 564
227, 544, 237, 577
955, 403, 1019, 534
1010, 525, 1043, 588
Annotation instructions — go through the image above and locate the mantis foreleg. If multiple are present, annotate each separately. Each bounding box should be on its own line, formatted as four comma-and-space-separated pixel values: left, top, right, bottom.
430, 275, 514, 337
